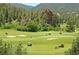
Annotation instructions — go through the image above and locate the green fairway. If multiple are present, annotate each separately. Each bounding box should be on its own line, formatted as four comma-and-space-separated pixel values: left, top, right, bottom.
0, 29, 78, 55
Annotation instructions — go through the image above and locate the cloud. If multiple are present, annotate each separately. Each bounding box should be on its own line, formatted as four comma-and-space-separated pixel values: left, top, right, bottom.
23, 3, 40, 6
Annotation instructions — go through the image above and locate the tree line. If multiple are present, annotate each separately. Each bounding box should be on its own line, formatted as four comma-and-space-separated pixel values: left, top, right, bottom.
0, 3, 79, 32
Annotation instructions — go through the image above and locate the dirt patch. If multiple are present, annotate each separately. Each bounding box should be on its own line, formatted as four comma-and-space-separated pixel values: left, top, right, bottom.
18, 35, 25, 37
47, 38, 57, 40
7, 35, 16, 38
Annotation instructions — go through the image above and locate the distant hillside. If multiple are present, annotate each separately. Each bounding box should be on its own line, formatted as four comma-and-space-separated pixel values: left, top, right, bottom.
10, 3, 34, 10
34, 3, 79, 12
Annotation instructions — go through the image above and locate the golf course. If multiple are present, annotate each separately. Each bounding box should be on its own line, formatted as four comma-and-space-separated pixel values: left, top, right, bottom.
0, 29, 78, 55
0, 3, 79, 55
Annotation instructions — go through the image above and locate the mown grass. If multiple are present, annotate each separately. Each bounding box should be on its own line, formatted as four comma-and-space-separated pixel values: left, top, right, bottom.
0, 29, 78, 55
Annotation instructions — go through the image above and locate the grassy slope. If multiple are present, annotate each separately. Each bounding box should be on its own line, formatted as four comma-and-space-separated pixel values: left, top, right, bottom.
0, 29, 78, 55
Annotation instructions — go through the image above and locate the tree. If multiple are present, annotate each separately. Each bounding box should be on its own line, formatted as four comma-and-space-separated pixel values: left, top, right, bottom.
66, 23, 75, 32
42, 8, 53, 25
66, 16, 76, 32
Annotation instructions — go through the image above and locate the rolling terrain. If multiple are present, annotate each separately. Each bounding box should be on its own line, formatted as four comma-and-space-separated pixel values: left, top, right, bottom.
0, 29, 78, 54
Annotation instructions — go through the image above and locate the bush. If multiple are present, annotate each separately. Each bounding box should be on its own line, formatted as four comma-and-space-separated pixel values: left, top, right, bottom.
66, 20, 76, 32
0, 38, 3, 54
16, 25, 27, 31
52, 26, 60, 31
16, 41, 23, 55
0, 39, 12, 55
1, 23, 12, 29
0, 37, 28, 55
42, 27, 48, 31
65, 37, 79, 55
11, 21, 20, 29
66, 25, 75, 32
27, 20, 39, 32
41, 23, 53, 31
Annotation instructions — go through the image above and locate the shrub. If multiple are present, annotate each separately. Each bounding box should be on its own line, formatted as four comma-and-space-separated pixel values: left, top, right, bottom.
66, 24, 75, 32
52, 26, 60, 31
16, 25, 27, 31
66, 20, 76, 32
11, 21, 20, 29
2, 42, 9, 55
16, 41, 23, 55
0, 39, 10, 55
65, 37, 79, 55
1, 23, 12, 29
0, 38, 3, 54
41, 23, 53, 31
27, 20, 39, 32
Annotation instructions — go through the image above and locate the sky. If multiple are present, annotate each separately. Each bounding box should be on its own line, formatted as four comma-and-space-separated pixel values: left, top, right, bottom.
23, 3, 40, 6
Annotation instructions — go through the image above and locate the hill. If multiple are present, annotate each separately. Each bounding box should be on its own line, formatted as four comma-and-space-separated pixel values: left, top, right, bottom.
11, 3, 34, 10
34, 3, 79, 12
